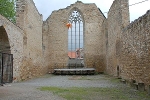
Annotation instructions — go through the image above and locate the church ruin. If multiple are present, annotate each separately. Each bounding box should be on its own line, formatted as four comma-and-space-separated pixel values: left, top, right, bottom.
0, 0, 150, 92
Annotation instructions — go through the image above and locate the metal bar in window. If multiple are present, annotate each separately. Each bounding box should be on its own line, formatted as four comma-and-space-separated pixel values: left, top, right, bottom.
75, 22, 76, 58
79, 22, 80, 50
71, 24, 72, 58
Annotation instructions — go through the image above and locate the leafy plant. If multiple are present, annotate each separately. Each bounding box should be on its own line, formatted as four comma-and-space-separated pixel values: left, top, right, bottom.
0, 0, 16, 23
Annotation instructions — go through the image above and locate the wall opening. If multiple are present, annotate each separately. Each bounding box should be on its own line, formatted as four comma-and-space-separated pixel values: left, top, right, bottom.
0, 26, 11, 54
0, 53, 13, 84
0, 26, 13, 84
68, 8, 84, 68
117, 65, 120, 78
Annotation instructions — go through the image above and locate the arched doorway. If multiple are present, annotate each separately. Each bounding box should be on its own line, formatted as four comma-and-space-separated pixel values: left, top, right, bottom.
68, 8, 84, 68
0, 26, 11, 53
0, 26, 13, 84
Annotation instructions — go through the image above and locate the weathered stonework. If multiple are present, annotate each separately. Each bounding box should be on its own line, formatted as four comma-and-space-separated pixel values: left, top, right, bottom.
16, 0, 47, 81
0, 15, 24, 81
106, 0, 130, 76
1, 0, 150, 92
119, 10, 150, 90
43, 1, 106, 72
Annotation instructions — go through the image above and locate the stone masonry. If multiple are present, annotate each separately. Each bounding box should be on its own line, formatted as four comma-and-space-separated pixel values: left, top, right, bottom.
43, 1, 106, 72
119, 10, 150, 91
105, 0, 130, 76
0, 14, 24, 81
16, 0, 47, 81
0, 0, 150, 92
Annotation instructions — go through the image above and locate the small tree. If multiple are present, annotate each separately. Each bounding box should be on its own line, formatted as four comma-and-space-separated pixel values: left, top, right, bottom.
0, 0, 16, 23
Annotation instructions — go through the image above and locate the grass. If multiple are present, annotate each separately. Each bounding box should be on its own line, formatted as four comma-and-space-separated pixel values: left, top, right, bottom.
38, 75, 150, 100
38, 86, 150, 100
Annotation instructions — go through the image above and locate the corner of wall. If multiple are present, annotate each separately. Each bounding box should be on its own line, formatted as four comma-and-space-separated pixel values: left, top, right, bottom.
106, 0, 130, 76
120, 0, 130, 28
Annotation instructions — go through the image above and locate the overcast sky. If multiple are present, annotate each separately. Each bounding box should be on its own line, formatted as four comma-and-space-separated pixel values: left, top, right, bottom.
33, 0, 150, 22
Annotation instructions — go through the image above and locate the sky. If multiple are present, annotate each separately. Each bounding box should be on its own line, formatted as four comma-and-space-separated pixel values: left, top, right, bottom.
33, 0, 150, 22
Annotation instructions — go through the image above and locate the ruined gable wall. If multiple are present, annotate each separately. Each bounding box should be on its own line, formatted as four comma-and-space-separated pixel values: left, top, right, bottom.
119, 10, 150, 89
83, 4, 106, 72
106, 0, 130, 76
43, 1, 106, 72
43, 8, 68, 72
0, 15, 24, 82
16, 0, 47, 80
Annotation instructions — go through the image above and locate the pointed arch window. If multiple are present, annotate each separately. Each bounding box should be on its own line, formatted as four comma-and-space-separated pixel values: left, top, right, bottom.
68, 9, 84, 59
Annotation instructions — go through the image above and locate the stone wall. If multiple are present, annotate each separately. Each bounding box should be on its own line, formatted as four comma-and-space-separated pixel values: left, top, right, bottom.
43, 1, 106, 72
1, 0, 150, 85
0, 15, 24, 82
119, 10, 150, 88
101, 19, 108, 73
16, 0, 25, 29
16, 0, 47, 80
83, 4, 106, 72
106, 0, 130, 76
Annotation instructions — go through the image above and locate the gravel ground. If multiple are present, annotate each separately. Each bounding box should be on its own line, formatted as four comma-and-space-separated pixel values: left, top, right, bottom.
17, 75, 117, 88
0, 74, 139, 100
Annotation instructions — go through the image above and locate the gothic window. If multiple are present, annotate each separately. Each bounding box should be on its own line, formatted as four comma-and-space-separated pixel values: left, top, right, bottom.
68, 9, 84, 59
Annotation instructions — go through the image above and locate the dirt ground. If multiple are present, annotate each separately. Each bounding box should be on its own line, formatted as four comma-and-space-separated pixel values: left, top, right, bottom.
0, 74, 150, 100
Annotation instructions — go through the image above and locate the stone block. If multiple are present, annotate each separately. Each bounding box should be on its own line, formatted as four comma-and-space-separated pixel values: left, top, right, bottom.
138, 83, 145, 91
120, 79, 126, 84
148, 85, 150, 95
